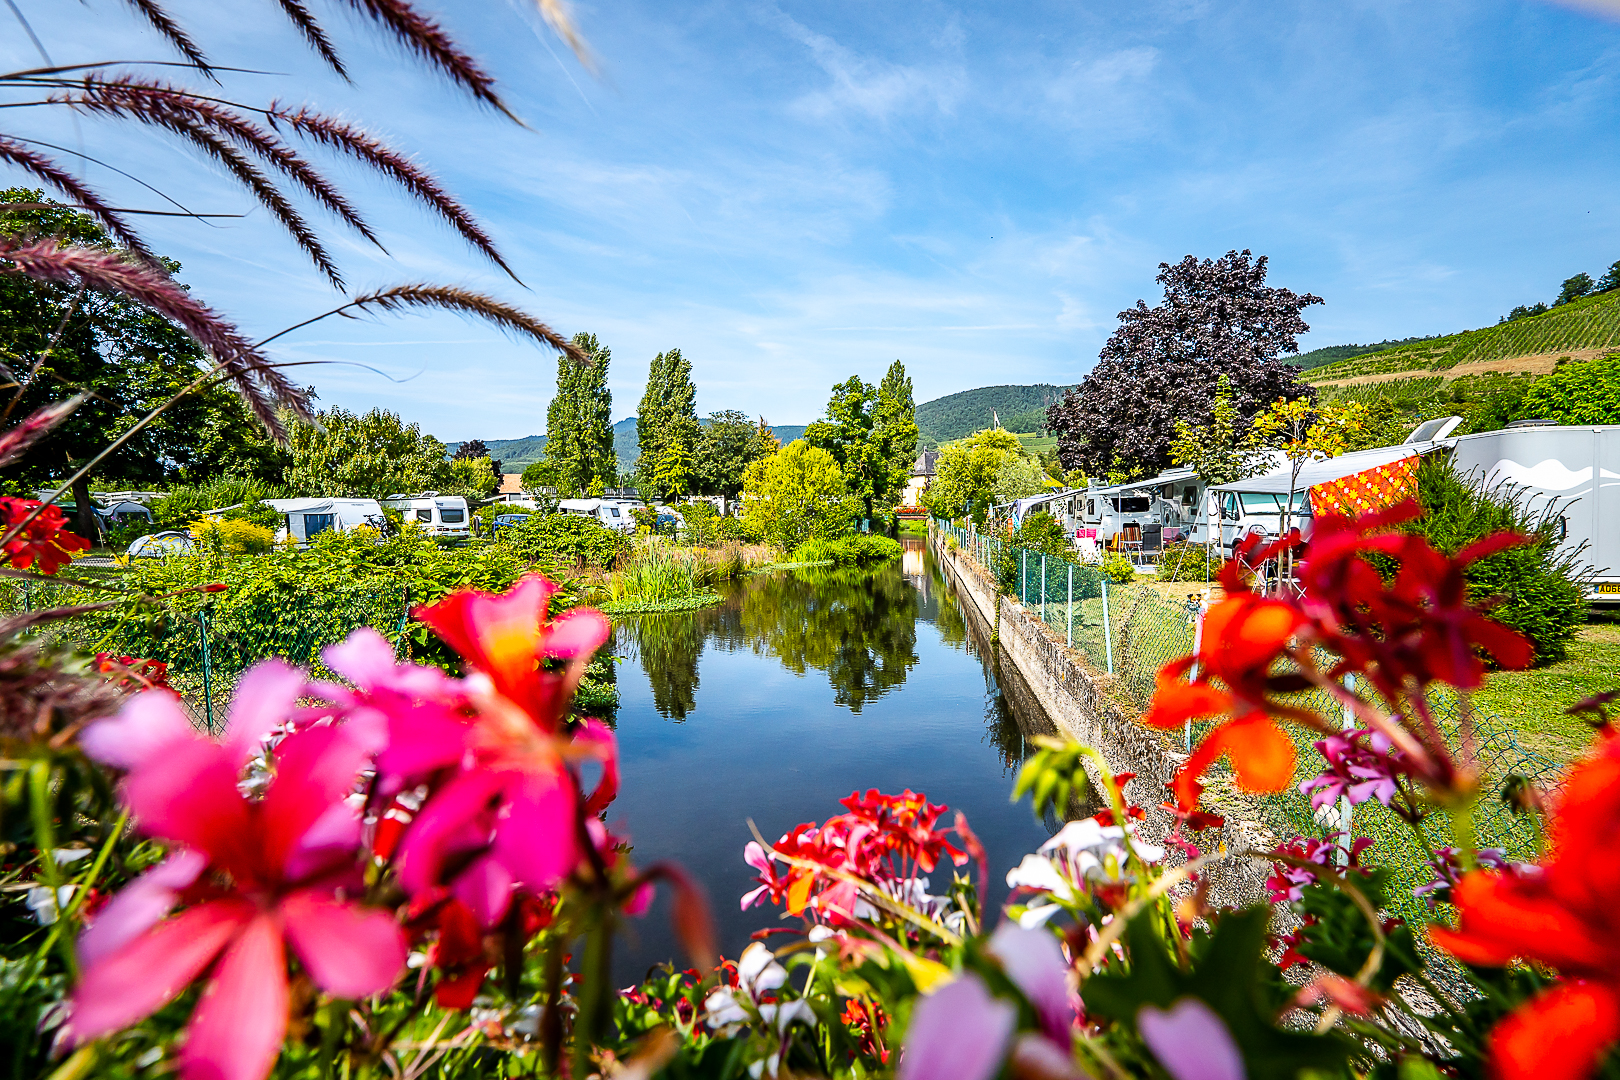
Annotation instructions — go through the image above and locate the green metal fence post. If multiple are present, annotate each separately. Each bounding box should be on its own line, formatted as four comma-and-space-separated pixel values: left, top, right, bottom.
1020, 549, 1026, 604
1040, 554, 1046, 622
23, 580, 31, 613
198, 606, 215, 734
1100, 577, 1114, 675
1066, 564, 1073, 646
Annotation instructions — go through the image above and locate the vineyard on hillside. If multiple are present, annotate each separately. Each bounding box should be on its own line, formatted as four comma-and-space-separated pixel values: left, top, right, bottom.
1306, 289, 1620, 383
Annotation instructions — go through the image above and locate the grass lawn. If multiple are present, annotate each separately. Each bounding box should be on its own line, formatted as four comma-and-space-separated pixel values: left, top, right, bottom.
1474, 620, 1620, 763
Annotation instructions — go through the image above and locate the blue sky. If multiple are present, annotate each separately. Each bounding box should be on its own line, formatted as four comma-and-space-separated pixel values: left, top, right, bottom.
7, 0, 1620, 439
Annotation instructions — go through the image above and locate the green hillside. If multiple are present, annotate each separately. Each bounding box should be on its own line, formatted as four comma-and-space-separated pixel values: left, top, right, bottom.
915, 383, 1075, 447
453, 418, 812, 478
1288, 336, 1440, 371
1304, 289, 1620, 384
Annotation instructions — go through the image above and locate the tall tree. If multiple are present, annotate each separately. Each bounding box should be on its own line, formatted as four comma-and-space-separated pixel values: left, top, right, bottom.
1047, 249, 1319, 477
805, 367, 917, 528
284, 407, 450, 498
874, 360, 919, 503
635, 349, 698, 500
693, 410, 777, 496
544, 333, 614, 497
0, 192, 288, 539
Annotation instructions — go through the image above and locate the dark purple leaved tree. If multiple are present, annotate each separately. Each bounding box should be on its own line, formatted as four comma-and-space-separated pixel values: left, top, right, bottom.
1048, 249, 1320, 478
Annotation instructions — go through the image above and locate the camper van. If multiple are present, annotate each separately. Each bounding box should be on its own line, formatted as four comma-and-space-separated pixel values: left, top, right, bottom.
381, 492, 471, 538
265, 498, 389, 544
556, 497, 641, 534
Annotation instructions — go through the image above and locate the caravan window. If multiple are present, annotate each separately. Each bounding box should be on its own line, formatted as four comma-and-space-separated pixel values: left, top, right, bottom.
415, 509, 432, 522
439, 507, 464, 523
304, 513, 335, 537
1110, 496, 1151, 513
1240, 494, 1282, 513
1087, 500, 1095, 516
607, 507, 620, 518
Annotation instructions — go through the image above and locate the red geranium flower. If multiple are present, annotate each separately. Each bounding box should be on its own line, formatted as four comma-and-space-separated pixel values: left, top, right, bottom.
1431, 734, 1620, 1080
0, 497, 89, 574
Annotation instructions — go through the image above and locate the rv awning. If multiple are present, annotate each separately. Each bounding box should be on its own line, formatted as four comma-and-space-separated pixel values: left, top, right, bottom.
265, 498, 334, 514
1209, 442, 1443, 496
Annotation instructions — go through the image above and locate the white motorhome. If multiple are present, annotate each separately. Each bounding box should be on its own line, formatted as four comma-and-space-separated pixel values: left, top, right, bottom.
381, 492, 471, 538
556, 497, 641, 534
265, 497, 389, 543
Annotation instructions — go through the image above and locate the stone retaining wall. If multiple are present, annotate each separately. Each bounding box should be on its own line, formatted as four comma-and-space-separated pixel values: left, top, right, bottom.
929, 526, 1275, 907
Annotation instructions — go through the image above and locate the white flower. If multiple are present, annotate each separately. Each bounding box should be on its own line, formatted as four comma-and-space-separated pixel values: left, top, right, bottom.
1040, 818, 1163, 882
25, 884, 73, 925
705, 943, 792, 1030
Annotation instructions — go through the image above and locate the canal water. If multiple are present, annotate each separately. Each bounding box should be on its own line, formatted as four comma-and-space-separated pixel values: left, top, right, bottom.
605, 538, 1058, 981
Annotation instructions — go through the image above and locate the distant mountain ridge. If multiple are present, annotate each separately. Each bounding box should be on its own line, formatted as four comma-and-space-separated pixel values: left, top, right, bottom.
449, 419, 810, 476
915, 383, 1075, 447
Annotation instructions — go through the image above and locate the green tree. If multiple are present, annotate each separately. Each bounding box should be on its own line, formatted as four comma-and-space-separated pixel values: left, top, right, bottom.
1169, 374, 1269, 485
0, 191, 288, 538
444, 455, 499, 500
923, 428, 1041, 524
284, 407, 450, 498
1556, 272, 1596, 307
520, 460, 556, 494
805, 368, 916, 528
693, 410, 776, 496
741, 440, 857, 547
1516, 355, 1620, 424
544, 333, 615, 498
874, 360, 920, 507
654, 439, 693, 500
1598, 260, 1620, 294
635, 348, 698, 499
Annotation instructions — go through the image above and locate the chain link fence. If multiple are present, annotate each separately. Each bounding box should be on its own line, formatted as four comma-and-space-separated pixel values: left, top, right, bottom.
0, 577, 412, 733
935, 520, 1563, 931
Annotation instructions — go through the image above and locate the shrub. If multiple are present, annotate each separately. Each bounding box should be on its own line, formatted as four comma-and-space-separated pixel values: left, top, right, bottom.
790, 535, 903, 567
501, 512, 630, 569
1515, 353, 1620, 425
191, 517, 275, 555
1157, 540, 1220, 582
1101, 551, 1136, 583
1403, 457, 1587, 664
1013, 510, 1069, 558
678, 500, 720, 545
151, 478, 286, 528
714, 515, 756, 544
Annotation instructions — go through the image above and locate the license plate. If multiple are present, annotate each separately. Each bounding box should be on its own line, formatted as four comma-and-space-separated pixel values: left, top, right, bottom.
1598, 583, 1620, 595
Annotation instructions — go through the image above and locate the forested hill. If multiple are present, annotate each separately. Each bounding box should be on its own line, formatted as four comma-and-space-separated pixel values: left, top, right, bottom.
915, 384, 1074, 446
449, 419, 811, 476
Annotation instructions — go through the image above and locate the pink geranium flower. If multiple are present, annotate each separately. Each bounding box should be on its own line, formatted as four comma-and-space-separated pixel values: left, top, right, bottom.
70, 678, 406, 1080
356, 576, 613, 926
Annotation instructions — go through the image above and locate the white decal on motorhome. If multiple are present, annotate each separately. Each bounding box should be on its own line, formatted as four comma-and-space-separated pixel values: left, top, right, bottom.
1485, 459, 1593, 491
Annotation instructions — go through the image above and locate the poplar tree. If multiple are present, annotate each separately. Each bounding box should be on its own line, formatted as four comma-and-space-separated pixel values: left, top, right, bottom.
874, 360, 919, 502
544, 333, 614, 497
635, 348, 698, 499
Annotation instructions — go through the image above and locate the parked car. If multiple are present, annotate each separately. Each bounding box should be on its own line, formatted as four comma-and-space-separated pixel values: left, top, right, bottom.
126, 531, 195, 559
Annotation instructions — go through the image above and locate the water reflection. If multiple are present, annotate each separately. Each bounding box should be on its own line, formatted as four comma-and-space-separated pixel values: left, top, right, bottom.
622, 559, 923, 717
608, 538, 1060, 977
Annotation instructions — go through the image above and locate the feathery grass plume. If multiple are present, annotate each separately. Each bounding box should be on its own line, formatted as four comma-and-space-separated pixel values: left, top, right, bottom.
62, 77, 386, 283
284, 284, 587, 360
536, 0, 598, 72
0, 396, 84, 468
272, 0, 348, 79
120, 0, 213, 76
0, 237, 308, 435
0, 137, 156, 264
340, 0, 510, 115
267, 104, 514, 280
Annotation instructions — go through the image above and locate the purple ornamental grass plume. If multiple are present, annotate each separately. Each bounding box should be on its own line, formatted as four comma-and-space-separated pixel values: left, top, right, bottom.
0, 137, 157, 264
0, 237, 305, 434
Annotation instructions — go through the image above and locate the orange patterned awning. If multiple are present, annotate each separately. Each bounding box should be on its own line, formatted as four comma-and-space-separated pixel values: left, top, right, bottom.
1308, 455, 1418, 519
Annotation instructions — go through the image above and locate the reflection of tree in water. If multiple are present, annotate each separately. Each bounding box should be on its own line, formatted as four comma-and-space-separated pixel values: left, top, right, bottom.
619, 612, 709, 721
734, 562, 919, 713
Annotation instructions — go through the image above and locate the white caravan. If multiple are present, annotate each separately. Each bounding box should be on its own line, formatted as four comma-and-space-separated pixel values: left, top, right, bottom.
381, 492, 471, 538
265, 497, 389, 543
556, 497, 641, 534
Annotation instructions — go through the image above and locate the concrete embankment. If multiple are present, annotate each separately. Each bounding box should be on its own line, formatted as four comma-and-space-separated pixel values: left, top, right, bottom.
929, 526, 1275, 906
